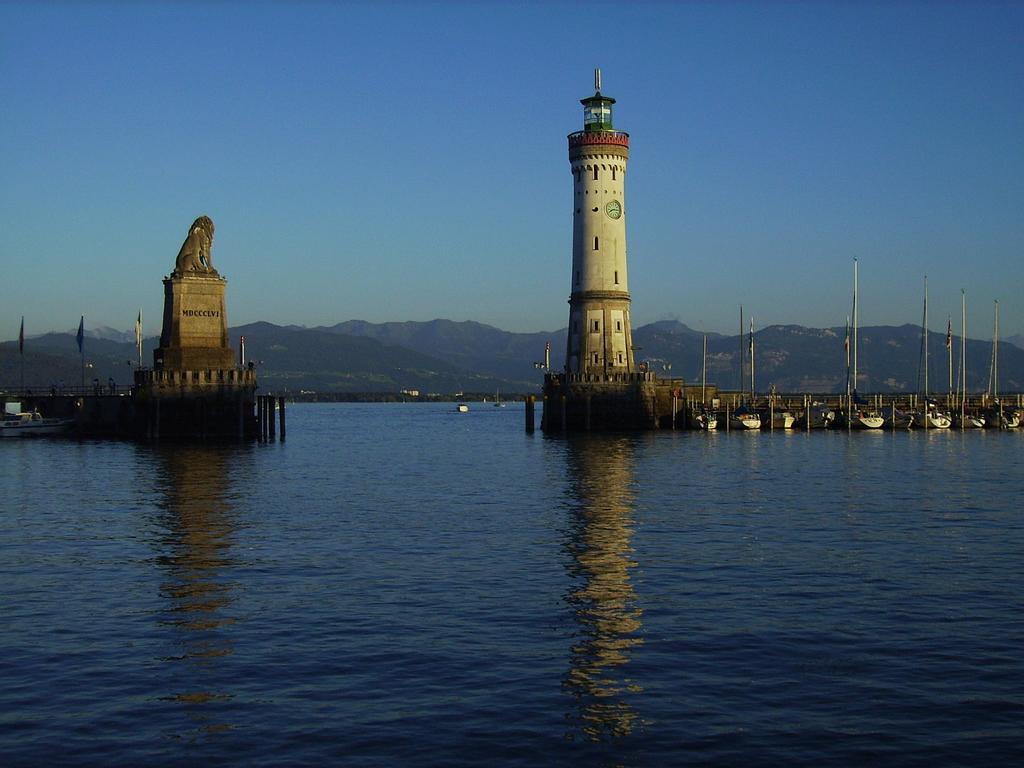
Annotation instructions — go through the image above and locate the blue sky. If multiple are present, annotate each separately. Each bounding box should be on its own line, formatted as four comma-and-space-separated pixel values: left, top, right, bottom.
1, 1, 1021, 342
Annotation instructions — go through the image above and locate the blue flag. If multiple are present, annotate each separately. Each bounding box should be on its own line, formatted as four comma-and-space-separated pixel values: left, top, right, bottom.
76, 316, 84, 354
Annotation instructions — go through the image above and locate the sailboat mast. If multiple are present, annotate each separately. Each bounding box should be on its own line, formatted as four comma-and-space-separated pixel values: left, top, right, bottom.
920, 276, 929, 398
738, 305, 744, 394
853, 259, 858, 394
845, 315, 851, 400
994, 299, 999, 400
701, 334, 707, 404
749, 317, 755, 399
947, 314, 952, 400
961, 290, 967, 411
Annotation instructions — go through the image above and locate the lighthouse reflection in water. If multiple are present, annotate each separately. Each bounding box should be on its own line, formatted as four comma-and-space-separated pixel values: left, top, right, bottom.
153, 445, 243, 738
562, 436, 643, 740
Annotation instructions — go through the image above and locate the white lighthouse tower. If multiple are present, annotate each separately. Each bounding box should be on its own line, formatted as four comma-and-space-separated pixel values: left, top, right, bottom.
565, 69, 634, 376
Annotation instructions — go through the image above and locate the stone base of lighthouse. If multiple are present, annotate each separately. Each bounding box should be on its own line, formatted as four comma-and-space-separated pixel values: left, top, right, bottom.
541, 372, 693, 431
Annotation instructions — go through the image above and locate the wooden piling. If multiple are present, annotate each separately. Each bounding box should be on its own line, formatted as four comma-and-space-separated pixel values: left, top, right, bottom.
268, 396, 276, 440
279, 396, 286, 441
525, 395, 535, 433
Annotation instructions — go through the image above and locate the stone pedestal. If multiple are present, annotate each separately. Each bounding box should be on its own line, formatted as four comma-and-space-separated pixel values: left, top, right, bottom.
154, 275, 236, 370
542, 372, 693, 431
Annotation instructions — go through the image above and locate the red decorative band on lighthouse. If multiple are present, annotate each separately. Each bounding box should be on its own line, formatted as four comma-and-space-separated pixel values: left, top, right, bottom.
567, 130, 630, 149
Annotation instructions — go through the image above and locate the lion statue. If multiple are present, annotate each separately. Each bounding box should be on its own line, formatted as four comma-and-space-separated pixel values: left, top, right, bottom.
173, 216, 218, 276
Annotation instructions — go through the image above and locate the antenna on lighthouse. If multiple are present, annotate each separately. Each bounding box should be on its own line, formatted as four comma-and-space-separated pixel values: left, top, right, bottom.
594, 67, 602, 92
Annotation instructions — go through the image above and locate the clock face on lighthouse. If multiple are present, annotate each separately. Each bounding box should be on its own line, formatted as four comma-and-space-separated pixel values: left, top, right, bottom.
606, 200, 622, 219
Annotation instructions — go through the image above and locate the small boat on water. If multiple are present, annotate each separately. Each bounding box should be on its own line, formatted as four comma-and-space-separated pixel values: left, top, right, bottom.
952, 411, 986, 429
456, 403, 469, 413
730, 405, 761, 430
0, 410, 74, 437
690, 335, 717, 430
985, 405, 1020, 429
846, 407, 885, 430
688, 408, 718, 431
881, 405, 914, 429
842, 261, 882, 430
795, 403, 835, 429
493, 389, 505, 408
765, 410, 795, 430
909, 279, 950, 429
911, 405, 951, 429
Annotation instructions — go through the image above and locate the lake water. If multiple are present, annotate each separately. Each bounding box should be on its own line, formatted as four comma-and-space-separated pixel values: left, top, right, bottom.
2, 403, 1022, 766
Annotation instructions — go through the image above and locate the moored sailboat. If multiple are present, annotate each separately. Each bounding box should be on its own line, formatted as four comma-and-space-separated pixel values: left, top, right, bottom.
841, 259, 884, 429
688, 408, 718, 430
795, 402, 835, 429
729, 404, 762, 430
983, 300, 1017, 428
689, 334, 718, 430
910, 277, 950, 429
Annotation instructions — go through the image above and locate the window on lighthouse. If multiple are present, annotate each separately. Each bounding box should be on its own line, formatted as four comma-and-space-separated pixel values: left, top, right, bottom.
594, 237, 599, 250
584, 103, 612, 127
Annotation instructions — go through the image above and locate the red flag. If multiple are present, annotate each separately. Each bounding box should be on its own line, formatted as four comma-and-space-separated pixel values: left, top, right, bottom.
19, 316, 24, 354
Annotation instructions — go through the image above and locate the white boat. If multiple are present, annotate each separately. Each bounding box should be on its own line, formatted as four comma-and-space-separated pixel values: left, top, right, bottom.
456, 403, 469, 413
911, 406, 951, 429
910, 278, 950, 429
688, 408, 718, 430
847, 408, 885, 430
842, 261, 883, 430
0, 410, 74, 437
691, 335, 717, 430
493, 389, 505, 408
951, 412, 985, 429
729, 406, 761, 430
983, 303, 1018, 428
985, 406, 1019, 429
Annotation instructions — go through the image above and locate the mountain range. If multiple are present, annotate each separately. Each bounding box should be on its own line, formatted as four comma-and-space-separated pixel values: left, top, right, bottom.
2, 319, 1022, 395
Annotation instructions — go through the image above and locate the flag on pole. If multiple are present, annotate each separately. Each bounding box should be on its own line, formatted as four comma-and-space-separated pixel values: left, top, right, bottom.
135, 310, 143, 364
76, 316, 84, 354
946, 317, 952, 349
19, 316, 24, 354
